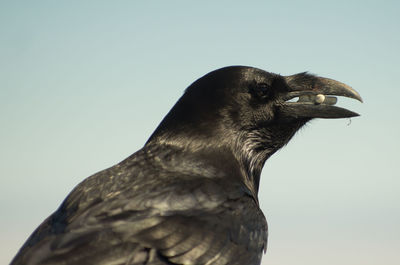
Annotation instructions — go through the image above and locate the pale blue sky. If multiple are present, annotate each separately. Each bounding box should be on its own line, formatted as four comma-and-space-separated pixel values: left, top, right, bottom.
1, 1, 399, 264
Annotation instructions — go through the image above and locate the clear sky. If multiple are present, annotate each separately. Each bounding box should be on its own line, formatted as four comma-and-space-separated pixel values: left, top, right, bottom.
1, 1, 399, 264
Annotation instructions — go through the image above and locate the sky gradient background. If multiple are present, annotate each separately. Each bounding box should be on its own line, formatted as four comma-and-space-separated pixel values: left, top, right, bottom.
1, 1, 399, 264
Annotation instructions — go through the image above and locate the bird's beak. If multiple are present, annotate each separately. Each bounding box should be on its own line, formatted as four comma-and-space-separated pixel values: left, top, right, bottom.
280, 74, 363, 119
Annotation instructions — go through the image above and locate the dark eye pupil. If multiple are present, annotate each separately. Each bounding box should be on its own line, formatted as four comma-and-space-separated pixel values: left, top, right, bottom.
259, 83, 269, 93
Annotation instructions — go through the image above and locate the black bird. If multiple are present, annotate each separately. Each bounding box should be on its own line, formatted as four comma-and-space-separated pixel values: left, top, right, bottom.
11, 66, 362, 265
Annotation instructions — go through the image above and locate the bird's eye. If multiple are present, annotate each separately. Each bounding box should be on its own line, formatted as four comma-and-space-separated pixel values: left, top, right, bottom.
249, 82, 271, 99
258, 83, 269, 93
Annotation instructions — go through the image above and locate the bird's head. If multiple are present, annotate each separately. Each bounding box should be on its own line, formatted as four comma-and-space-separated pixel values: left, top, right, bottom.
147, 66, 362, 194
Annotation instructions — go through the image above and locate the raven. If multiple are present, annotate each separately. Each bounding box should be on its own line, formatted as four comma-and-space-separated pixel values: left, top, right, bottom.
11, 66, 362, 265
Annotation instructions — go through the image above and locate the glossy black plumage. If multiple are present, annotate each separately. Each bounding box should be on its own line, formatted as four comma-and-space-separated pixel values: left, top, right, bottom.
11, 66, 361, 265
